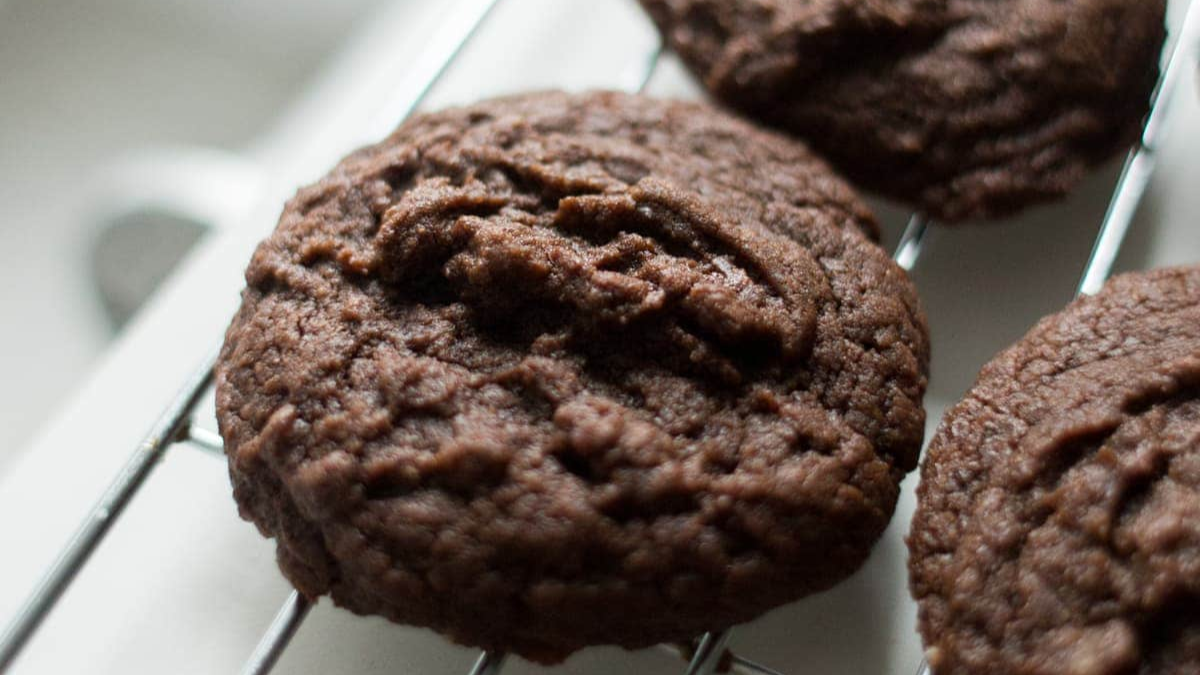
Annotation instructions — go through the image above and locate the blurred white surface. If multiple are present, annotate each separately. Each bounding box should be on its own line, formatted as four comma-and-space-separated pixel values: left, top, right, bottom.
0, 0, 384, 468
0, 0, 1198, 674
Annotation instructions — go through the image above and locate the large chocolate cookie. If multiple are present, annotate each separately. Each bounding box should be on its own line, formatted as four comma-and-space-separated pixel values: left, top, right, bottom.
217, 91, 929, 663
910, 267, 1200, 674
639, 0, 1166, 222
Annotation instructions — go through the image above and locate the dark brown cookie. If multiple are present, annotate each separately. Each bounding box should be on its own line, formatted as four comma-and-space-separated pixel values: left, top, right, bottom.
217, 91, 929, 663
909, 267, 1200, 674
639, 0, 1166, 222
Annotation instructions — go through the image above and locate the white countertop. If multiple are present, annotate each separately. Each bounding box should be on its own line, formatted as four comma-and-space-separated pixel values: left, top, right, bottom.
1, 0, 1197, 673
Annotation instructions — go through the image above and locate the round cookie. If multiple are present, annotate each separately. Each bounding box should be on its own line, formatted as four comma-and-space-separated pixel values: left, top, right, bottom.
910, 267, 1200, 674
217, 91, 929, 663
638, 0, 1167, 222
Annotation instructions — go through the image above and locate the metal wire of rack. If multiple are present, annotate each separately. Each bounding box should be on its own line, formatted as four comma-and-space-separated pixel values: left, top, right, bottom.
0, 0, 1197, 673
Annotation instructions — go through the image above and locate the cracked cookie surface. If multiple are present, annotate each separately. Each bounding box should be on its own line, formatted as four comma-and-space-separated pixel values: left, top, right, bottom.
639, 0, 1166, 222
217, 91, 929, 662
910, 267, 1200, 675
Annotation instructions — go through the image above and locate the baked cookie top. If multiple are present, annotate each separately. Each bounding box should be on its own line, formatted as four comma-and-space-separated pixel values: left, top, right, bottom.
910, 266, 1200, 674
639, 0, 1166, 222
217, 91, 929, 662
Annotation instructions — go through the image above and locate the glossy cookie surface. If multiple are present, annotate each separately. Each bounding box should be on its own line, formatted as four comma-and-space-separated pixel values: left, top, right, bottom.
217, 91, 929, 663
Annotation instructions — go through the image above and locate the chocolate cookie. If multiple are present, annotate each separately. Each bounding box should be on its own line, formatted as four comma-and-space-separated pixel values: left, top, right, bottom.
639, 0, 1166, 222
217, 91, 929, 663
909, 267, 1200, 674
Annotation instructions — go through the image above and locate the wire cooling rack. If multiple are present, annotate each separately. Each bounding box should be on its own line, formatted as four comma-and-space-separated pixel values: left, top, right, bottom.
2, 0, 1198, 673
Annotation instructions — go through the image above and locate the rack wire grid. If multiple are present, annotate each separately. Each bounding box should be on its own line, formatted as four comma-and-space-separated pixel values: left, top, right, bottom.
2, 0, 1199, 673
